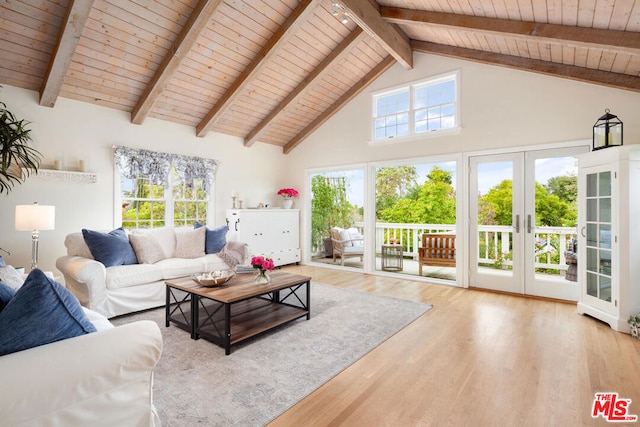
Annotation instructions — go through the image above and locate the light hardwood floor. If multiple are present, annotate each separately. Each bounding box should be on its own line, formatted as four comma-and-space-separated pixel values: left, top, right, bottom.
268, 265, 640, 427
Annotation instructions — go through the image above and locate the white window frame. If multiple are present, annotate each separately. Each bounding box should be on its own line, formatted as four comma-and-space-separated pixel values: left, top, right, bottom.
114, 166, 213, 229
371, 70, 460, 143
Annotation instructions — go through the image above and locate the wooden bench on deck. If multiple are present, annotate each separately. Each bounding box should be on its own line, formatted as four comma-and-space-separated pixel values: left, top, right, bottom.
418, 233, 456, 276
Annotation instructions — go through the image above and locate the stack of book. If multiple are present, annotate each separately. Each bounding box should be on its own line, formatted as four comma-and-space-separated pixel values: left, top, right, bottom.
235, 265, 255, 274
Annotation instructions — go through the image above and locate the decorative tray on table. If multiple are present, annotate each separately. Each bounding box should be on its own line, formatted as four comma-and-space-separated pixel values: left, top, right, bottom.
192, 270, 235, 287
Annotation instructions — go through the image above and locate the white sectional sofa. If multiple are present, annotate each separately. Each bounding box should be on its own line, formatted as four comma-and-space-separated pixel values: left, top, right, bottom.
1, 314, 163, 426
56, 226, 249, 318
0, 267, 163, 426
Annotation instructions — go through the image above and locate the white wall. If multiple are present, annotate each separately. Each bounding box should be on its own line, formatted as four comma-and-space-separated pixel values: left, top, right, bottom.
0, 85, 287, 272
288, 52, 640, 168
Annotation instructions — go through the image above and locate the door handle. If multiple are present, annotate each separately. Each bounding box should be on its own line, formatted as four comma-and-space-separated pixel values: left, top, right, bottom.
515, 215, 520, 233
581, 226, 586, 237
527, 215, 532, 234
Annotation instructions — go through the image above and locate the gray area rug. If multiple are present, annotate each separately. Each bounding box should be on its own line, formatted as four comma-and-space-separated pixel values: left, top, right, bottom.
113, 282, 431, 426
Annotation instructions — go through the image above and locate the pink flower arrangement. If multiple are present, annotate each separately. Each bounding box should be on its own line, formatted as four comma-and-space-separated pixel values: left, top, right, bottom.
277, 188, 299, 199
251, 255, 275, 273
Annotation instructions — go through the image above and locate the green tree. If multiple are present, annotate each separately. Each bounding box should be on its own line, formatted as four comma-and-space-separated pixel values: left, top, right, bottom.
375, 166, 418, 219
378, 166, 456, 224
311, 175, 354, 252
478, 179, 513, 225
547, 175, 577, 204
478, 178, 577, 227
537, 181, 577, 227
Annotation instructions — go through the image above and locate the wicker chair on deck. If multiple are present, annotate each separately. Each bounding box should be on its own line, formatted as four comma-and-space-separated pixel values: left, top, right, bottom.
330, 227, 364, 266
418, 233, 456, 276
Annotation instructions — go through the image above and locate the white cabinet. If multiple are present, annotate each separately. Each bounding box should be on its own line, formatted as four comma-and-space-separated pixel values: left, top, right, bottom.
226, 209, 300, 267
577, 145, 640, 332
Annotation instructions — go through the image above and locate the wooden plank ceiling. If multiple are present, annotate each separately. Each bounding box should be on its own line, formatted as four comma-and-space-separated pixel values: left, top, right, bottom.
1, 0, 639, 154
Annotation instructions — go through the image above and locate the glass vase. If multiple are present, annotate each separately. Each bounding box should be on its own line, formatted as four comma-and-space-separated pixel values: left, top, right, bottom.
255, 270, 270, 284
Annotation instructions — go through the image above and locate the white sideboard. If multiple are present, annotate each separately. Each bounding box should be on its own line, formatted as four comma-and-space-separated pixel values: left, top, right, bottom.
226, 209, 300, 267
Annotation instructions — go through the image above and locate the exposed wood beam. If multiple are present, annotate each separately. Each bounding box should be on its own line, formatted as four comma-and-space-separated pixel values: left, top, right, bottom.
283, 55, 396, 154
411, 40, 640, 93
245, 28, 367, 147
382, 7, 640, 55
339, 0, 412, 69
39, 0, 94, 108
131, 0, 223, 125
196, 0, 319, 137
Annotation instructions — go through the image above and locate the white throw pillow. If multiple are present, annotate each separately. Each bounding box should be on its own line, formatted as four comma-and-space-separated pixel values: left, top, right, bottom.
347, 228, 364, 246
0, 265, 25, 290
338, 228, 352, 246
64, 232, 94, 259
175, 227, 206, 259
129, 233, 166, 264
131, 227, 176, 259
82, 307, 114, 331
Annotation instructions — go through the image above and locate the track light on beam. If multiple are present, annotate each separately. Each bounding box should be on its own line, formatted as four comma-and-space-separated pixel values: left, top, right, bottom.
331, 1, 349, 24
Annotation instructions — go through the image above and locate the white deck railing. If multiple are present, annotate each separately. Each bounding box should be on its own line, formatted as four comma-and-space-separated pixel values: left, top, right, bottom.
353, 222, 577, 273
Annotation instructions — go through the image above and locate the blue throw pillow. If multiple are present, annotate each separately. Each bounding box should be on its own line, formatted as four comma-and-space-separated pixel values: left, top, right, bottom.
0, 269, 96, 356
82, 227, 138, 267
0, 281, 15, 312
195, 222, 228, 254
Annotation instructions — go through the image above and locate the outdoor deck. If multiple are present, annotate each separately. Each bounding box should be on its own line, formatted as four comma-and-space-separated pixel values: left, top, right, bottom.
311, 222, 578, 284
312, 255, 456, 280
311, 254, 576, 284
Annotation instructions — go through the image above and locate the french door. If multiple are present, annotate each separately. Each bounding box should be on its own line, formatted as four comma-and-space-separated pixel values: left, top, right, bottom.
469, 147, 587, 300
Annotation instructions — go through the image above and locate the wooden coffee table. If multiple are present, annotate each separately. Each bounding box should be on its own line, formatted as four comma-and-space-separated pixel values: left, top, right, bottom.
165, 271, 311, 355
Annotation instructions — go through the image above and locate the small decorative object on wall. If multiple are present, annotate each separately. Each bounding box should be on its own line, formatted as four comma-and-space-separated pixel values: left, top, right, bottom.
592, 109, 623, 151
277, 187, 299, 209
0, 86, 42, 194
251, 255, 274, 284
629, 314, 640, 339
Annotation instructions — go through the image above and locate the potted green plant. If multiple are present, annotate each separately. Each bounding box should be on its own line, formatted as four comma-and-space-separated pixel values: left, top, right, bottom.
0, 86, 42, 194
628, 314, 640, 339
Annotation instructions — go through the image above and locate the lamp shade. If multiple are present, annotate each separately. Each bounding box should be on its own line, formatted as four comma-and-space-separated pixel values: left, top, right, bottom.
15, 203, 55, 231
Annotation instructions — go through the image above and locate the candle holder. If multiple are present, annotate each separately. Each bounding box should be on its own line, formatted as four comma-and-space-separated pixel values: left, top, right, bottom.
231, 196, 237, 209
238, 200, 243, 209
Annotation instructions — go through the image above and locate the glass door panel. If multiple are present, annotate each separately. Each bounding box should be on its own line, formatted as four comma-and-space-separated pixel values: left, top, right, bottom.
374, 161, 457, 281
584, 170, 613, 302
309, 169, 365, 269
469, 154, 522, 293
470, 146, 587, 300
525, 148, 585, 301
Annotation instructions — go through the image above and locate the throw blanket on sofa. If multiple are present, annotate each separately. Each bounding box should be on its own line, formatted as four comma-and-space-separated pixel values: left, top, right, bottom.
218, 241, 247, 268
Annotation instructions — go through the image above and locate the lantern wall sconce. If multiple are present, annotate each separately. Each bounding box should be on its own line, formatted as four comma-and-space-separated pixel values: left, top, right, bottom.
593, 109, 623, 151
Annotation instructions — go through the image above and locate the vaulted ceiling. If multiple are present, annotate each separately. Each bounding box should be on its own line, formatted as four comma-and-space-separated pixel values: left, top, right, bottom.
2, 0, 639, 153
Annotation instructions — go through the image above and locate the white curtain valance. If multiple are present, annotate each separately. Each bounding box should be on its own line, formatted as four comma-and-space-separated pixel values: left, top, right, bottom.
113, 146, 218, 191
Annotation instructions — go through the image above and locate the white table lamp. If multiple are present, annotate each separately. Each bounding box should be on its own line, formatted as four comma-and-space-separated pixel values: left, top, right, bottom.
15, 202, 55, 271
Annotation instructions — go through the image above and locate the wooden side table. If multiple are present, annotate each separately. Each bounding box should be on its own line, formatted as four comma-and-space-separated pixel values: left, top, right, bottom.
381, 244, 403, 271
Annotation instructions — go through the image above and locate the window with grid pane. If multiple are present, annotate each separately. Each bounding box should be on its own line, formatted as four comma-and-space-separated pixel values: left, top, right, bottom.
172, 171, 207, 227
121, 168, 208, 229
414, 78, 456, 132
374, 90, 410, 139
373, 72, 458, 141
